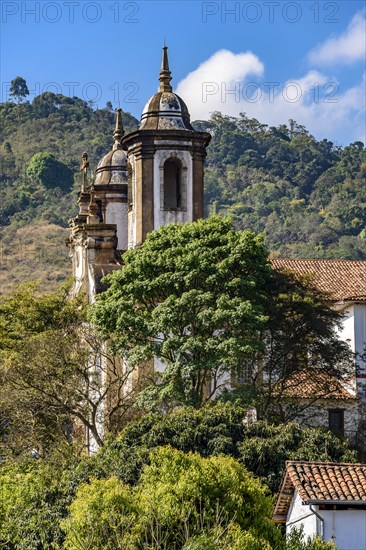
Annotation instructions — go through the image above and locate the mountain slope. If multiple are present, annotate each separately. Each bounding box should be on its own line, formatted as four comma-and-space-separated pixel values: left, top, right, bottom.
0, 94, 365, 294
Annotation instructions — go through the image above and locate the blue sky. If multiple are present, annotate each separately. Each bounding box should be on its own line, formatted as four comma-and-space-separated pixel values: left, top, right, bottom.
1, 0, 365, 145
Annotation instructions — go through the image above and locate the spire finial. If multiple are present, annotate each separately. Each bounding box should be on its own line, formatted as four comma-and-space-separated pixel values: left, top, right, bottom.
158, 46, 172, 93
80, 151, 89, 193
113, 108, 124, 148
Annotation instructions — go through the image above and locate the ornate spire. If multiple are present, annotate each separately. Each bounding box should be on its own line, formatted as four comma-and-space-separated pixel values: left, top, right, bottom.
158, 46, 172, 93
80, 151, 89, 192
113, 108, 124, 149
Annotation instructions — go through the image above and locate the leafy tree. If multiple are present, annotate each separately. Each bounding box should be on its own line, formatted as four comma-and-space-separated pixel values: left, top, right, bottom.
0, 444, 337, 549
26, 151, 73, 192
62, 476, 138, 549
62, 447, 281, 549
119, 402, 247, 458
92, 217, 352, 413
0, 460, 69, 549
238, 421, 356, 493
0, 282, 138, 456
251, 268, 353, 421
182, 523, 273, 549
92, 216, 271, 408
108, 404, 356, 493
9, 76, 29, 103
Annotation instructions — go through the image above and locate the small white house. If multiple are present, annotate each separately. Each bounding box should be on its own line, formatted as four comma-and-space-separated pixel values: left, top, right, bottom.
274, 461, 366, 550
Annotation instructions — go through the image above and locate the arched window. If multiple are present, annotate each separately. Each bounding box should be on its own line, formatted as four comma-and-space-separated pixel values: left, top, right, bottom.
164, 158, 182, 209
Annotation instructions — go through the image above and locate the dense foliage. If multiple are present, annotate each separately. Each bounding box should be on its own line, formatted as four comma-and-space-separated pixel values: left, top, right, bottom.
0, 282, 135, 456
9, 77, 29, 102
0, 405, 348, 548
92, 217, 352, 412
63, 447, 281, 549
104, 404, 357, 493
198, 113, 366, 259
26, 152, 73, 192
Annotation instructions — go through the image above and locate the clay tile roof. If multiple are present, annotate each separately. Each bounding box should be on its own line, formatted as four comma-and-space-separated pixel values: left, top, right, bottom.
271, 258, 366, 302
274, 370, 356, 401
274, 461, 366, 521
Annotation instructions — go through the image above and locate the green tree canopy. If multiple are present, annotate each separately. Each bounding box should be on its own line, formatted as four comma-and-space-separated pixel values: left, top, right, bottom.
26, 152, 73, 192
62, 446, 281, 549
102, 404, 357, 493
9, 76, 29, 103
0, 282, 136, 456
92, 216, 271, 408
92, 216, 352, 412
0, 441, 337, 549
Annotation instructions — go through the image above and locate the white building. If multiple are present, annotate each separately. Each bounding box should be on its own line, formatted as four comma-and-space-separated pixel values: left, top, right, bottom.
272, 259, 366, 446
274, 461, 366, 550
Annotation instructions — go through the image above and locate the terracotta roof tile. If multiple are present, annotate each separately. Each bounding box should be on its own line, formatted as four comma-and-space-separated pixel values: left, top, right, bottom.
274, 461, 366, 521
273, 370, 356, 401
271, 258, 366, 302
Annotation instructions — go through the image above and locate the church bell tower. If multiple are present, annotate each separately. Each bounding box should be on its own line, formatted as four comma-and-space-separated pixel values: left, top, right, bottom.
122, 47, 211, 248
67, 108, 129, 301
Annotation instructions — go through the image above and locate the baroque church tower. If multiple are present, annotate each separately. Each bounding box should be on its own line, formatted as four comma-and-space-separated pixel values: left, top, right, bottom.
67, 111, 127, 300
122, 47, 211, 248
68, 47, 210, 299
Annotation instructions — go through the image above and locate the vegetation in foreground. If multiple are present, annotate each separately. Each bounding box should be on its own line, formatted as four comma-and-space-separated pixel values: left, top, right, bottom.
92, 216, 352, 414
0, 409, 345, 548
0, 215, 358, 547
0, 218, 354, 456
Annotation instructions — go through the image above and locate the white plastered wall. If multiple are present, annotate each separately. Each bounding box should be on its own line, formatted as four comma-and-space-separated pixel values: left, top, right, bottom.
287, 491, 317, 539
338, 305, 355, 353
287, 493, 366, 549
105, 200, 128, 251
322, 508, 366, 550
127, 153, 137, 249
337, 304, 357, 395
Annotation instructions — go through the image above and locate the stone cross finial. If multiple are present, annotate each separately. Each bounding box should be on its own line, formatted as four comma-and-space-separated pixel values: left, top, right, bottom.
113, 108, 124, 148
80, 152, 89, 193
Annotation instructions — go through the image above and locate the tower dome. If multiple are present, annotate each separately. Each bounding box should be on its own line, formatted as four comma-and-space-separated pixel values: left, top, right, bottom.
95, 109, 128, 185
122, 46, 211, 249
140, 47, 194, 131
92, 109, 129, 252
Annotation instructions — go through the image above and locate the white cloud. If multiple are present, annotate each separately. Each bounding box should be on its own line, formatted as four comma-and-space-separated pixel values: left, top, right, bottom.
308, 10, 366, 66
176, 50, 366, 145
176, 49, 264, 116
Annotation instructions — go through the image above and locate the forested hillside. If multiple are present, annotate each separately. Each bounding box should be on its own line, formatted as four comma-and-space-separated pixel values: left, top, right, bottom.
0, 93, 138, 293
0, 91, 365, 293
199, 113, 366, 259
